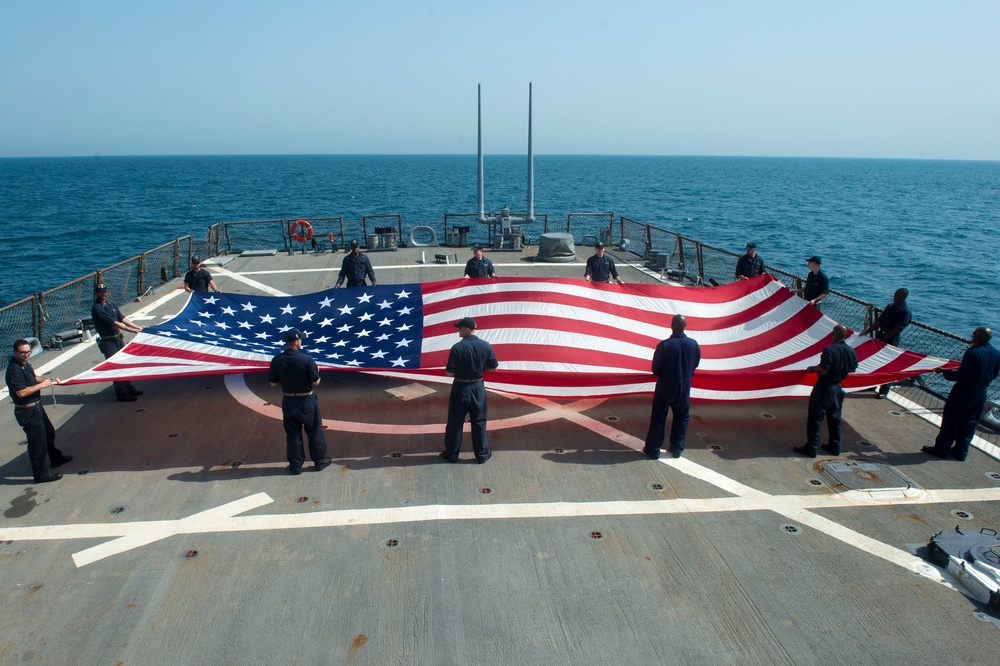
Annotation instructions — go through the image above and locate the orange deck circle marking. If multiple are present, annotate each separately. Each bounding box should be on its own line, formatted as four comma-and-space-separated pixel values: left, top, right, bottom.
224, 373, 606, 435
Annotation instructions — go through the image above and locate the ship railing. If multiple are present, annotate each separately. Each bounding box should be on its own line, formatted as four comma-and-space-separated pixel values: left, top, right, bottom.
618, 215, 999, 446
361, 215, 401, 251
442, 212, 550, 249
214, 218, 348, 256
0, 236, 197, 367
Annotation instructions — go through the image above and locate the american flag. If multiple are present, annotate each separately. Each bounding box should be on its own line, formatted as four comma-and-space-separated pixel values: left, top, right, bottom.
63, 276, 950, 400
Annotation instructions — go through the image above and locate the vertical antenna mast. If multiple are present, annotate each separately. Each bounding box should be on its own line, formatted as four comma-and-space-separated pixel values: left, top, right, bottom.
526, 82, 534, 222
477, 84, 486, 221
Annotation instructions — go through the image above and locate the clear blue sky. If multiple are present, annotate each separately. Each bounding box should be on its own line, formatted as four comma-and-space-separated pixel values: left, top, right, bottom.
2, 1, 998, 159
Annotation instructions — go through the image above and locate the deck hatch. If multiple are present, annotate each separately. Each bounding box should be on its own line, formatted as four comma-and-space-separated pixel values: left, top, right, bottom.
821, 460, 914, 491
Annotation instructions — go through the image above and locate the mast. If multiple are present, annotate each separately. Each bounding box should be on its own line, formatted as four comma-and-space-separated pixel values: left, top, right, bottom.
526, 82, 535, 222
477, 84, 485, 222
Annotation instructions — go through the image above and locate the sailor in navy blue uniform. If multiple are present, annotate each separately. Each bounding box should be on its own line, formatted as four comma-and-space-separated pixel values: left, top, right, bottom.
183, 256, 220, 293
862, 288, 912, 347
335, 240, 377, 288
796, 255, 829, 310
5, 340, 72, 483
584, 242, 624, 284
643, 314, 701, 459
861, 287, 914, 397
441, 317, 499, 464
91, 283, 144, 402
794, 324, 858, 458
268, 329, 331, 475
922, 326, 1000, 462
735, 242, 766, 280
464, 245, 497, 279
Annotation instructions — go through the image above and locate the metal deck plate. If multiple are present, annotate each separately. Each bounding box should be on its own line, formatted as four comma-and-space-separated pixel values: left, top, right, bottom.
821, 460, 918, 492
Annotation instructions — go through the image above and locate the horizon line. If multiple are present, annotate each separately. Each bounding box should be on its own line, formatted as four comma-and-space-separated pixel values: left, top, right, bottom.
2, 152, 998, 164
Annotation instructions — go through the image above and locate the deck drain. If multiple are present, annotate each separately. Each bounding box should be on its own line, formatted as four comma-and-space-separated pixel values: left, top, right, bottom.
709, 445, 723, 452
388, 452, 403, 459
857, 440, 873, 447
646, 482, 666, 492
478, 487, 493, 495
76, 470, 90, 476
294, 496, 309, 504
182, 549, 200, 560
760, 413, 775, 420
134, 408, 145, 413
230, 461, 244, 468
807, 478, 824, 486
109, 506, 127, 515
142, 462, 152, 467
986, 472, 1000, 482
167, 433, 180, 438
550, 448, 567, 454
780, 524, 802, 535
950, 509, 973, 520
888, 410, 903, 417
587, 530, 605, 541
381, 538, 401, 550
695, 432, 707, 438
604, 415, 620, 422
203, 385, 214, 390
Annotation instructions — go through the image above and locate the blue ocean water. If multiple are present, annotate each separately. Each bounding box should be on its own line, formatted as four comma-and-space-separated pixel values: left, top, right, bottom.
1, 155, 997, 336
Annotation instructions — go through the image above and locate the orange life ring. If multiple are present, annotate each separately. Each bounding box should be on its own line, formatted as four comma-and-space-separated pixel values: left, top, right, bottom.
290, 219, 313, 243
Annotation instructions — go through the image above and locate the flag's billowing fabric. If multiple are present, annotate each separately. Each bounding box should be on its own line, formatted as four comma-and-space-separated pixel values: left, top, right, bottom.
63, 276, 950, 400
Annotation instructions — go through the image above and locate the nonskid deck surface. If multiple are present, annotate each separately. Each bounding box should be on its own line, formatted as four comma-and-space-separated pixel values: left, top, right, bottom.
2, 247, 999, 664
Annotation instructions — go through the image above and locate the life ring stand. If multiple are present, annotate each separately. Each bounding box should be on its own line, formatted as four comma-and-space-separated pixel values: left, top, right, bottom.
290, 219, 314, 243
408, 225, 439, 247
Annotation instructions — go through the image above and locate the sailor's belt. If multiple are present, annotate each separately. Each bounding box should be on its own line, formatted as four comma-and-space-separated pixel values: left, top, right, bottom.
14, 400, 40, 410
283, 392, 314, 397
99, 334, 124, 340
453, 378, 483, 383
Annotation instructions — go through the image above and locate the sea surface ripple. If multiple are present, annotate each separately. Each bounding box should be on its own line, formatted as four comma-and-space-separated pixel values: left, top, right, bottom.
0, 154, 997, 337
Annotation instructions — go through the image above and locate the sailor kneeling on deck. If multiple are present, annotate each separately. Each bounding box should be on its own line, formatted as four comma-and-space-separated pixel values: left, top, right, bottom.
268, 329, 332, 474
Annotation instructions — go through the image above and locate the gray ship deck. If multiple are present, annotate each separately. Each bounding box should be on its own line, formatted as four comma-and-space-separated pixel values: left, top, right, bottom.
2, 246, 999, 665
